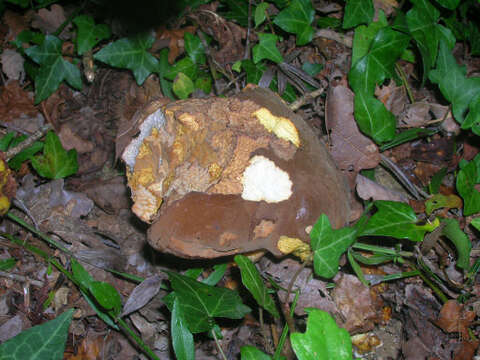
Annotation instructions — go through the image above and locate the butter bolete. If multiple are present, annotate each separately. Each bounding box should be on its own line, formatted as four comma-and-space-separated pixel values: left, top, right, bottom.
122, 85, 350, 258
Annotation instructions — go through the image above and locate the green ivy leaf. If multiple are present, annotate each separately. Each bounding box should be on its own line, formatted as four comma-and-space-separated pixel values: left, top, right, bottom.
71, 258, 94, 290
241, 346, 272, 359
442, 218, 472, 269
25, 35, 82, 103
353, 91, 396, 143
349, 27, 410, 95
234, 255, 280, 318
255, 2, 269, 28
253, 33, 283, 64
31, 131, 78, 179
73, 15, 110, 55
429, 40, 480, 124
165, 271, 251, 333
311, 214, 357, 279
184, 32, 206, 65
203, 263, 228, 286
0, 309, 73, 360
343, 0, 374, 29
290, 309, 352, 360
8, 141, 43, 171
436, 0, 460, 9
165, 57, 198, 81
94, 32, 158, 85
456, 154, 480, 215
89, 281, 122, 317
172, 297, 195, 360
173, 73, 195, 99
195, 76, 212, 94
221, 0, 249, 26
351, 12, 388, 66
406, 0, 441, 84
273, 0, 315, 45
462, 94, 480, 135
155, 49, 175, 100
471, 218, 480, 232
360, 201, 436, 241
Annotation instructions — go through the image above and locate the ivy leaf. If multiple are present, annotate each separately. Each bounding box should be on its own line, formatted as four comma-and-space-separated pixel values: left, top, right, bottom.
241, 346, 272, 359
311, 214, 357, 279
89, 281, 122, 317
253, 33, 283, 64
442, 218, 472, 269
290, 309, 352, 360
172, 297, 195, 360
173, 73, 194, 99
184, 32, 206, 65
360, 201, 437, 242
165, 57, 197, 81
94, 32, 158, 85
25, 35, 82, 103
353, 91, 396, 143
343, 0, 374, 29
221, 0, 249, 26
155, 49, 174, 100
436, 0, 460, 9
73, 15, 110, 55
273, 0, 315, 45
255, 2, 269, 28
429, 40, 480, 124
462, 95, 480, 135
8, 141, 43, 171
165, 271, 251, 333
349, 27, 410, 95
406, 0, 441, 84
31, 131, 78, 179
234, 255, 279, 318
456, 154, 480, 216
351, 12, 388, 66
425, 194, 462, 215
0, 309, 73, 360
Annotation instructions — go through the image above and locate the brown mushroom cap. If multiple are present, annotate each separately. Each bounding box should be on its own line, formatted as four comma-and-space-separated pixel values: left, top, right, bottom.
123, 85, 350, 258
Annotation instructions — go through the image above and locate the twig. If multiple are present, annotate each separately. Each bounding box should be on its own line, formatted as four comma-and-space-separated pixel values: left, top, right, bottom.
395, 63, 415, 104
314, 29, 353, 48
5, 123, 52, 161
281, 263, 306, 334
0, 270, 44, 287
244, 0, 253, 60
380, 154, 429, 199
289, 87, 325, 111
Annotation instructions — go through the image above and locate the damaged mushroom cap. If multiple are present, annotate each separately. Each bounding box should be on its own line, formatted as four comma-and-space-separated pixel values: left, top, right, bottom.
123, 85, 350, 258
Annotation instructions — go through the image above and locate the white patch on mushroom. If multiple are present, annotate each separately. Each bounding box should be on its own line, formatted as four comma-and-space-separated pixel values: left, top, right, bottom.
122, 108, 166, 169
241, 155, 292, 202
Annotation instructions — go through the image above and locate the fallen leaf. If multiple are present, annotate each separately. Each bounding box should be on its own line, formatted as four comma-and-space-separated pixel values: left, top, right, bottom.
332, 273, 379, 333
434, 300, 475, 339
2, 10, 29, 42
122, 275, 162, 317
454, 340, 479, 360
156, 26, 197, 64
356, 174, 409, 203
326, 84, 381, 173
1, 49, 25, 81
0, 81, 38, 122
31, 4, 71, 39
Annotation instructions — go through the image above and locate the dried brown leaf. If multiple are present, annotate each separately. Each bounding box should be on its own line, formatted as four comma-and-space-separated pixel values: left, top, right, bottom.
356, 174, 408, 202
122, 275, 162, 317
434, 300, 475, 339
326, 84, 380, 173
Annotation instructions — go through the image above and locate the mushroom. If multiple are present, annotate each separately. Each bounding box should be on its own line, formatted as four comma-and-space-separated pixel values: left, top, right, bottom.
122, 85, 350, 258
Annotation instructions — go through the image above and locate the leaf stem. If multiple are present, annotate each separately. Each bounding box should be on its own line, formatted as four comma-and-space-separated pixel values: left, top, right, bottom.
211, 328, 228, 360
117, 317, 161, 360
352, 242, 414, 258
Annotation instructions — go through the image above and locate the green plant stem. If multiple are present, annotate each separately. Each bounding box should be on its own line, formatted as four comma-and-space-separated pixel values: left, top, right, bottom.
352, 242, 414, 258
52, 1, 86, 37
211, 328, 228, 360
395, 63, 414, 104
407, 260, 448, 304
117, 317, 161, 360
7, 211, 72, 255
